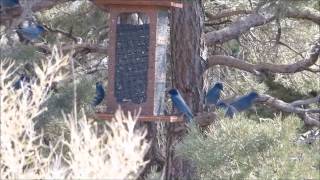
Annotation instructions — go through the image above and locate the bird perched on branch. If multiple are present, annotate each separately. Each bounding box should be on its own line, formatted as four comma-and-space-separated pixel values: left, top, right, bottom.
0, 0, 19, 9
16, 21, 45, 43
225, 91, 259, 118
13, 74, 30, 90
206, 82, 223, 106
12, 74, 33, 101
92, 82, 105, 107
168, 88, 193, 123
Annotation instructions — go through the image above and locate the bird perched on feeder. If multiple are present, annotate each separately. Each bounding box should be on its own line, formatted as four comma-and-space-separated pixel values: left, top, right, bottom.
206, 82, 224, 106
92, 82, 105, 107
225, 91, 259, 118
16, 21, 45, 43
0, 0, 19, 9
13, 74, 30, 90
168, 88, 193, 123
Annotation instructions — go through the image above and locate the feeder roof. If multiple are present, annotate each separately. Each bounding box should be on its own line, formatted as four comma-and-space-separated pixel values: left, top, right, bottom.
92, 0, 183, 8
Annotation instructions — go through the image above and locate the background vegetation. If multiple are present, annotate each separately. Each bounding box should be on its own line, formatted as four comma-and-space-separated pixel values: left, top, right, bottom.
177, 115, 320, 179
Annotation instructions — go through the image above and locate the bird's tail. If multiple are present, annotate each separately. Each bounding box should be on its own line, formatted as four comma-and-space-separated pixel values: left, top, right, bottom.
225, 106, 238, 119
16, 30, 30, 44
185, 113, 193, 123
92, 94, 104, 107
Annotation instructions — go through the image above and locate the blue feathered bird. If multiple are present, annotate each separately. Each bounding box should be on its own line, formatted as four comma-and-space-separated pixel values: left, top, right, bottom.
13, 74, 30, 90
16, 21, 45, 43
225, 92, 259, 118
0, 0, 19, 8
168, 88, 193, 123
206, 82, 223, 105
92, 82, 105, 106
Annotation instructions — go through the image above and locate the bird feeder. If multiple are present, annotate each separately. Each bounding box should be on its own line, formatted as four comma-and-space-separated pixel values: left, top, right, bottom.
91, 0, 183, 122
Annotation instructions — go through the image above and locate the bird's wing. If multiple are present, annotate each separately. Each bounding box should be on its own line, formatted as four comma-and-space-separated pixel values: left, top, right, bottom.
206, 87, 217, 97
1, 0, 19, 7
96, 85, 105, 97
230, 96, 252, 112
172, 95, 193, 117
18, 28, 41, 39
206, 88, 220, 104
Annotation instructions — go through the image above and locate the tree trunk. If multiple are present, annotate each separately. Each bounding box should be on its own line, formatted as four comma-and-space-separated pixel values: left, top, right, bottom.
166, 0, 206, 179
171, 1, 206, 113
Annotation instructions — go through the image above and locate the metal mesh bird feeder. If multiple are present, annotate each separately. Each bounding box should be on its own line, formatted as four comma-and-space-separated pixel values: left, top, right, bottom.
91, 0, 183, 122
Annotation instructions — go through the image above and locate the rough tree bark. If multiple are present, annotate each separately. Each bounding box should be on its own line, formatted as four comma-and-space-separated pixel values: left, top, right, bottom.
166, 0, 206, 179
171, 0, 206, 114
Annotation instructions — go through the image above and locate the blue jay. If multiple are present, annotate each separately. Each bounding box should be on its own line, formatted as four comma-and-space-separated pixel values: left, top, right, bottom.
12, 74, 32, 101
92, 82, 105, 106
206, 82, 223, 105
168, 88, 193, 123
0, 0, 19, 8
16, 21, 45, 43
225, 92, 259, 118
13, 74, 30, 90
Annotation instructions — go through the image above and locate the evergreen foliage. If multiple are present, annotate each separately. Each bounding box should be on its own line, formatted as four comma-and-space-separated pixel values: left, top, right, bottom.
177, 115, 320, 179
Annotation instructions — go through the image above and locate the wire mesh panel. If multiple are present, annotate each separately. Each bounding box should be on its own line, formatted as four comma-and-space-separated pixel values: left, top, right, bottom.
115, 23, 150, 104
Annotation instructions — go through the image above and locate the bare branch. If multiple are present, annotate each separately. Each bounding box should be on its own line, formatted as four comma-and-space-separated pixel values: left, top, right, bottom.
42, 24, 78, 42
275, 17, 281, 45
206, 37, 320, 74
205, 8, 320, 45
305, 68, 320, 73
256, 94, 320, 127
0, 0, 72, 24
33, 43, 107, 54
257, 94, 320, 114
291, 96, 320, 107
204, 20, 232, 26
286, 7, 320, 25
205, 13, 275, 45
204, 7, 320, 24
277, 41, 304, 59
205, 9, 253, 21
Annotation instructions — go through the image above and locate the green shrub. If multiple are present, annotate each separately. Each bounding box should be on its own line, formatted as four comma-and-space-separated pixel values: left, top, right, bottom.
176, 115, 320, 179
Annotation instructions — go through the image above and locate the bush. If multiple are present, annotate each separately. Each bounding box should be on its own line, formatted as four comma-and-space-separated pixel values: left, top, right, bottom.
0, 49, 150, 179
176, 115, 320, 179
